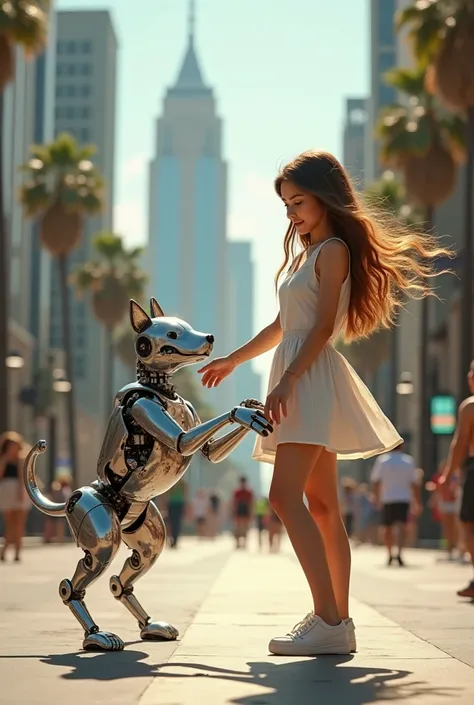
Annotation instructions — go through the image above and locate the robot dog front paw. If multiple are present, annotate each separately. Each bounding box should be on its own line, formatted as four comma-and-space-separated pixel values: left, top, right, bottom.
140, 621, 179, 641
83, 631, 125, 652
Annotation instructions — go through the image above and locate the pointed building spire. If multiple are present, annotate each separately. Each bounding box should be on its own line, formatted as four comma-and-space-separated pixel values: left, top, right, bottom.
173, 0, 207, 91
188, 0, 195, 45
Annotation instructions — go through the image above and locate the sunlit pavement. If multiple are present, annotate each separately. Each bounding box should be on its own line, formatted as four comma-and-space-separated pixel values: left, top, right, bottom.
1, 533, 474, 704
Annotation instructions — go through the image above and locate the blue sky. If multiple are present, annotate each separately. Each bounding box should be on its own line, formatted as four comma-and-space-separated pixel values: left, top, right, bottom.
57, 0, 370, 382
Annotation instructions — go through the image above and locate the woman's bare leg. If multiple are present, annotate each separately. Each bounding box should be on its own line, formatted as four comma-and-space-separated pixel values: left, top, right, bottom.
13, 510, 27, 559
305, 449, 351, 620
1, 511, 14, 559
270, 443, 340, 625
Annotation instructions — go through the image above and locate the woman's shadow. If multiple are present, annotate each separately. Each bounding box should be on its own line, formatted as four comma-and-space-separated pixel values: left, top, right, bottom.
151, 656, 463, 705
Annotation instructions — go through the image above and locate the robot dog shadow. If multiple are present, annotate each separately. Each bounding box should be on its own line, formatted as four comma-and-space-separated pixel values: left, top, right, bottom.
0, 645, 161, 681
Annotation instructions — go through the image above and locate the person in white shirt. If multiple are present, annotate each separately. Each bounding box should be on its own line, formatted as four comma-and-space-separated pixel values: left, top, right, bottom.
371, 442, 421, 566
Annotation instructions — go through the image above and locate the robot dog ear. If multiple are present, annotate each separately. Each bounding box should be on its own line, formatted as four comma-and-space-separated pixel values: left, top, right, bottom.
130, 300, 152, 333
149, 297, 164, 318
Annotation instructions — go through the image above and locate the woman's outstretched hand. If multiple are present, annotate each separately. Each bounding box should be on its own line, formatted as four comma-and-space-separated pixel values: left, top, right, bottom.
197, 355, 237, 388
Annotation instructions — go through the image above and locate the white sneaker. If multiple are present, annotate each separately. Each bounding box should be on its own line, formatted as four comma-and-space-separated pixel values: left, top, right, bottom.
268, 613, 350, 656
344, 617, 357, 652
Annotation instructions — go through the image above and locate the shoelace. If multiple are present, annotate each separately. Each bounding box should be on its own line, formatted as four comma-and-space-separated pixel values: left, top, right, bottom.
289, 612, 316, 638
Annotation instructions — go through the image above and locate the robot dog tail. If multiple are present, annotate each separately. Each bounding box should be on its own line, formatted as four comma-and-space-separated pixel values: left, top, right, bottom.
23, 441, 66, 517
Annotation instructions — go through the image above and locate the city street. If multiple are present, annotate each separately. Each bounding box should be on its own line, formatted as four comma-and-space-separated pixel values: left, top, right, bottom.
1, 534, 474, 704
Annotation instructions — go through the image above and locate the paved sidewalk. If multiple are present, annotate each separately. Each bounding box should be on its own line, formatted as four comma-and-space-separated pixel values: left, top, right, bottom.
140, 542, 474, 705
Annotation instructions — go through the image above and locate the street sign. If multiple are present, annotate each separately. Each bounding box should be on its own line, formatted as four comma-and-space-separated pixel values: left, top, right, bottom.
430, 394, 456, 435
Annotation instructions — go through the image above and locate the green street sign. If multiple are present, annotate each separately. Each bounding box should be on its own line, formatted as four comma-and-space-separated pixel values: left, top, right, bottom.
430, 395, 456, 435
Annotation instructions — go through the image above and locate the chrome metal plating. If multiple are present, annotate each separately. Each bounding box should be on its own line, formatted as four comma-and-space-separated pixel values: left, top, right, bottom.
23, 297, 273, 652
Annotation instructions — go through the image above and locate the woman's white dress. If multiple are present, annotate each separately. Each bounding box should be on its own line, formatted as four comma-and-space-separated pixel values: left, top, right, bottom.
252, 238, 402, 465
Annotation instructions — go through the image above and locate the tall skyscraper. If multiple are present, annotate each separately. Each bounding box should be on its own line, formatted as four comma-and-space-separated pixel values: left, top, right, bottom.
148, 3, 228, 408
342, 98, 368, 191
2, 6, 57, 435
51, 10, 118, 482
365, 0, 398, 184
226, 241, 262, 493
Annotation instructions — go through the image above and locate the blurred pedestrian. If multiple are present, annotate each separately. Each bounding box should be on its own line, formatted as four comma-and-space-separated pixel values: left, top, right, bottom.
354, 483, 377, 545
43, 475, 71, 544
406, 466, 424, 547
255, 496, 269, 550
232, 476, 254, 549
0, 432, 30, 562
198, 150, 446, 655
439, 360, 474, 598
166, 479, 188, 548
426, 461, 460, 560
340, 476, 357, 538
207, 490, 222, 538
371, 441, 421, 566
191, 488, 209, 539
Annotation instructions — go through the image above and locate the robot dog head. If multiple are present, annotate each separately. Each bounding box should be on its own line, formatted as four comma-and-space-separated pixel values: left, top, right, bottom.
130, 298, 214, 375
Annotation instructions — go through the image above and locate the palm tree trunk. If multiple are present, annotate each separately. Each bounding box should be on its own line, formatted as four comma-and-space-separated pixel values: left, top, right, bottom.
0, 93, 9, 434
58, 254, 77, 484
459, 107, 474, 401
419, 206, 434, 479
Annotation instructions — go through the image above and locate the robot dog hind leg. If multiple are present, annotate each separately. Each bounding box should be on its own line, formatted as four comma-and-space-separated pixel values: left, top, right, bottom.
59, 487, 124, 651
109, 501, 179, 641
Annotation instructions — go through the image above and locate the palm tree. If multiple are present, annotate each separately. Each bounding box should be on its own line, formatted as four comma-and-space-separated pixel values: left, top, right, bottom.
70, 232, 147, 413
0, 0, 50, 434
397, 0, 474, 399
377, 65, 463, 475
19, 133, 104, 482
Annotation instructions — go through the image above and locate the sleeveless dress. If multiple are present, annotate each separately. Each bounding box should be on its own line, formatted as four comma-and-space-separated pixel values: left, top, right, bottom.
252, 237, 402, 464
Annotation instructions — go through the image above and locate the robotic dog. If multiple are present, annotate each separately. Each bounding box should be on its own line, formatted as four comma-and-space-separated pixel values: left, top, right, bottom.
24, 298, 272, 652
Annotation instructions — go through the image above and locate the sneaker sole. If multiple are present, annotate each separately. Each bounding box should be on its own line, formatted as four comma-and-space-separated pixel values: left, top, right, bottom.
269, 641, 351, 656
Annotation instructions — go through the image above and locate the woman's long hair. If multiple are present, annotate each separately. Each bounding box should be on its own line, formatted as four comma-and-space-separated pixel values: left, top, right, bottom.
275, 150, 453, 342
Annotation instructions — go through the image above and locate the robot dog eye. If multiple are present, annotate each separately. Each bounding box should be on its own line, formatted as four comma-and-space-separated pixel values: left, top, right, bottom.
135, 336, 152, 358
167, 331, 178, 340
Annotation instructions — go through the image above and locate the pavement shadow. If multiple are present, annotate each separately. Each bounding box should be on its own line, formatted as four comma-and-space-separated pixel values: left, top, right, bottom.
155, 658, 463, 704
0, 649, 160, 680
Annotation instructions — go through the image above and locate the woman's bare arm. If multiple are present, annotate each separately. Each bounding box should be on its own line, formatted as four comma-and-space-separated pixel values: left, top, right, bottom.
230, 313, 282, 366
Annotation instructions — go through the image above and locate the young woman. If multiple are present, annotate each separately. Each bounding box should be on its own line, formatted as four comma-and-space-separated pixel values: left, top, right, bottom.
0, 432, 30, 562
198, 150, 450, 656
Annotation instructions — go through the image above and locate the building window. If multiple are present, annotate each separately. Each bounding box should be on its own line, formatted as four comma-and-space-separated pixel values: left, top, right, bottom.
378, 0, 396, 47
81, 85, 91, 97
79, 127, 90, 142
67, 63, 76, 76
81, 64, 92, 76
379, 82, 396, 107
349, 107, 367, 125
75, 356, 85, 379
57, 64, 66, 76
81, 106, 90, 119
57, 41, 65, 55
67, 85, 75, 97
67, 40, 76, 54
162, 128, 173, 155
82, 40, 92, 53
66, 106, 74, 119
